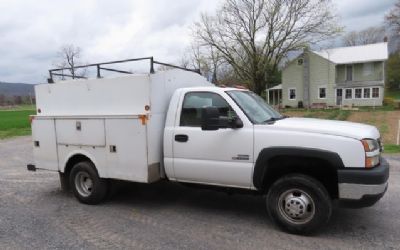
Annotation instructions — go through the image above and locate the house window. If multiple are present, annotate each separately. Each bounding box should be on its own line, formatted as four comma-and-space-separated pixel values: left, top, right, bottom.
372, 87, 380, 98
346, 65, 353, 81
345, 89, 352, 99
289, 88, 296, 100
363, 88, 371, 98
355, 88, 362, 99
363, 63, 374, 76
319, 87, 326, 99
297, 58, 303, 65
336, 89, 343, 97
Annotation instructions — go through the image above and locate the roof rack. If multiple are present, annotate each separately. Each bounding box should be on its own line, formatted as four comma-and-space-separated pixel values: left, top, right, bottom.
47, 56, 200, 83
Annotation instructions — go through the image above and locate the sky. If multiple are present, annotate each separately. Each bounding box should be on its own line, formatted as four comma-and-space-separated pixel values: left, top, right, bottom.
0, 0, 397, 84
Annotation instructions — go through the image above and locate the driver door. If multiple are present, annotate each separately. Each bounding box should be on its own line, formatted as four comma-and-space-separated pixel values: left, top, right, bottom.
172, 91, 254, 188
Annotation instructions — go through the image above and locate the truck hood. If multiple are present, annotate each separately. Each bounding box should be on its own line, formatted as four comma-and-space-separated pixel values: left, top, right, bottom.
270, 117, 380, 140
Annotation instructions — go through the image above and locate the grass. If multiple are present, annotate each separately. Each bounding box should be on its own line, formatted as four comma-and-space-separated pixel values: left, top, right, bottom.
0, 104, 36, 110
386, 89, 400, 100
0, 109, 36, 139
383, 144, 400, 154
286, 108, 351, 121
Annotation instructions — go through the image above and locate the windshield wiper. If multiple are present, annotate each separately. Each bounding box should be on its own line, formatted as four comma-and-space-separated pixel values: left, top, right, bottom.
262, 116, 287, 124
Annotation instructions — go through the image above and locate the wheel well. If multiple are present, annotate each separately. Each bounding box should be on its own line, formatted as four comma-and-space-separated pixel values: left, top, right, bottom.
64, 154, 93, 179
263, 156, 339, 199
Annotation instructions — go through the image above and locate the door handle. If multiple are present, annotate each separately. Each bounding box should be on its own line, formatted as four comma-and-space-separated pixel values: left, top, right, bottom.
175, 134, 189, 142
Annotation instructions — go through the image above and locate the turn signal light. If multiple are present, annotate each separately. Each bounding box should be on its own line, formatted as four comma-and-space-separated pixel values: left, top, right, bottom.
366, 155, 380, 168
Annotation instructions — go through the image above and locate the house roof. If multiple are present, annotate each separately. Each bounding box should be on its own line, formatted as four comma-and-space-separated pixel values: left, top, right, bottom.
267, 84, 282, 90
313, 42, 388, 64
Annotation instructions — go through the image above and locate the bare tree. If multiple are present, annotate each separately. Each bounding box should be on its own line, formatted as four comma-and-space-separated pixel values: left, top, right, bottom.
194, 0, 341, 94
342, 26, 386, 46
182, 43, 226, 83
386, 0, 400, 35
55, 44, 87, 79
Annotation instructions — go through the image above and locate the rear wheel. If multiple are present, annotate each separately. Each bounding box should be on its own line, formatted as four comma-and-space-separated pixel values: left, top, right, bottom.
266, 174, 332, 235
69, 161, 108, 205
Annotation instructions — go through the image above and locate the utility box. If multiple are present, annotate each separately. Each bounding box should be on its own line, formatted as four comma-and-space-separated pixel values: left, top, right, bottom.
32, 69, 212, 183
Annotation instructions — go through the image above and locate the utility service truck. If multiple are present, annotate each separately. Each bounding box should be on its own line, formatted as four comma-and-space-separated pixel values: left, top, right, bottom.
28, 58, 389, 234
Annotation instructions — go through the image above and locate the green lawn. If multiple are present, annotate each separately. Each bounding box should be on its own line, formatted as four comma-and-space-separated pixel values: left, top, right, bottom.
383, 144, 400, 154
283, 108, 352, 121
0, 109, 36, 139
386, 89, 400, 100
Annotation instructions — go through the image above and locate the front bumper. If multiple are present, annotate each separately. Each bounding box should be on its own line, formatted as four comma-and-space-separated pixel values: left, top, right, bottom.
337, 157, 389, 208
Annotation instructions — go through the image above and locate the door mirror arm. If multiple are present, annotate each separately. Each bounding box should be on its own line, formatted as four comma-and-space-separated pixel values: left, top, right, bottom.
229, 117, 243, 129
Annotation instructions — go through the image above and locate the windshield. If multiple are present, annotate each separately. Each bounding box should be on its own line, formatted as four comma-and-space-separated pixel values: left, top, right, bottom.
227, 90, 283, 124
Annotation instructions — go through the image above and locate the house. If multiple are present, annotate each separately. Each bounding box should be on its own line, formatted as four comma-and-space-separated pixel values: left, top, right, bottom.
280, 42, 388, 108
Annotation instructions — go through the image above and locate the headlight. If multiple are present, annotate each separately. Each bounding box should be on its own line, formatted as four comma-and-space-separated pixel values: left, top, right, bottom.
361, 139, 379, 152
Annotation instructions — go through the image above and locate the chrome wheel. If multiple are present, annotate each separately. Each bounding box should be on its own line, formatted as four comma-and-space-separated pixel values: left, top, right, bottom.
74, 171, 93, 197
278, 188, 315, 224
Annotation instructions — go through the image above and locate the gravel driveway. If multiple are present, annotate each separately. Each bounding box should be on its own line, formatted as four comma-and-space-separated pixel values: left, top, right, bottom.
1, 136, 399, 250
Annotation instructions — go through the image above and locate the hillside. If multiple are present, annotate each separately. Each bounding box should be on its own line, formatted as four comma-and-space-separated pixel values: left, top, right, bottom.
0, 82, 35, 96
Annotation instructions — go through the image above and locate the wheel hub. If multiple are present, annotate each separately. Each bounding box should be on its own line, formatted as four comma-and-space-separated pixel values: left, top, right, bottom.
75, 171, 93, 197
278, 189, 315, 224
285, 195, 309, 219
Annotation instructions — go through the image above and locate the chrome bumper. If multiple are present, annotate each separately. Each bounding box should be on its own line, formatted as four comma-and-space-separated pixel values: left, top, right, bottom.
338, 182, 388, 200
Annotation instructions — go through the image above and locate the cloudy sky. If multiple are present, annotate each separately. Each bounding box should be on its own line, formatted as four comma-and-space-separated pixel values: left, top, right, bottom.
0, 0, 396, 84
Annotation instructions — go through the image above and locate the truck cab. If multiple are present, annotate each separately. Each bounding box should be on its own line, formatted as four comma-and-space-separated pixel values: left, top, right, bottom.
164, 86, 389, 233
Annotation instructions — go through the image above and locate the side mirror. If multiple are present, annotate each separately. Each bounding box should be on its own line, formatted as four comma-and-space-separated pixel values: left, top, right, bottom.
201, 107, 243, 130
201, 107, 221, 131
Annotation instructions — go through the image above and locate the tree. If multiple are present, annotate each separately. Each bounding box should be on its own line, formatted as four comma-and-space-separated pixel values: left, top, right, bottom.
181, 43, 225, 83
342, 26, 386, 46
387, 52, 400, 90
55, 44, 87, 79
13, 96, 22, 105
386, 0, 400, 35
0, 94, 5, 106
194, 0, 341, 94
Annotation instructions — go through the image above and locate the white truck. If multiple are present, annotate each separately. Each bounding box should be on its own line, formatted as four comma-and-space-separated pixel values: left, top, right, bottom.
28, 59, 389, 234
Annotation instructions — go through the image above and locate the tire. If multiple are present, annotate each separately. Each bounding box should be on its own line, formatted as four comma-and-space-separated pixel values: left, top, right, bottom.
266, 174, 332, 235
69, 161, 108, 205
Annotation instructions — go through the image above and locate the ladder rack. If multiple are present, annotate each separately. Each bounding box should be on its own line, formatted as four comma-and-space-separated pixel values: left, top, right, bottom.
48, 56, 200, 83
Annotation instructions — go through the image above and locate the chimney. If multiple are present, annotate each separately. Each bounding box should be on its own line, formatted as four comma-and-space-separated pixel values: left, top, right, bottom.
384, 36, 388, 42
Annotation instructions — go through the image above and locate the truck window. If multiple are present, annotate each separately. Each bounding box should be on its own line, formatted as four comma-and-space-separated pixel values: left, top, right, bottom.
180, 92, 236, 127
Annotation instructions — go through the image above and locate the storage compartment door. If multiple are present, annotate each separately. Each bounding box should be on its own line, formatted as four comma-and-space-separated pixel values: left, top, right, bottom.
105, 118, 149, 182
32, 119, 59, 171
56, 119, 105, 146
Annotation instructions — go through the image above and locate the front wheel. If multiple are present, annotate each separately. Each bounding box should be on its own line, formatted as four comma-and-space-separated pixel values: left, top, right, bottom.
266, 174, 332, 235
69, 161, 108, 205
